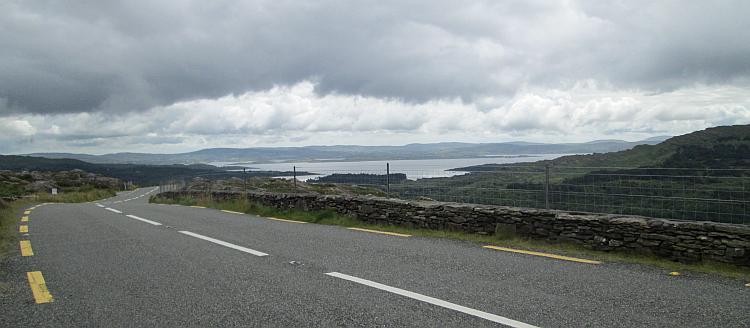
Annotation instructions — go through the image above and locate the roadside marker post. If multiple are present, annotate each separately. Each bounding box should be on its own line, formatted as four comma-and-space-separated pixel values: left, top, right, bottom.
243, 168, 248, 196
544, 164, 550, 210
386, 162, 390, 198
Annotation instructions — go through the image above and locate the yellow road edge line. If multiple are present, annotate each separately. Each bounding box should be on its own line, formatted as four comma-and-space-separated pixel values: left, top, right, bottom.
266, 217, 307, 224
20, 240, 34, 256
483, 245, 602, 264
24, 210, 31, 215
221, 210, 244, 215
21, 216, 29, 222
26, 271, 53, 304
190, 205, 207, 208
19, 225, 28, 233
347, 227, 412, 237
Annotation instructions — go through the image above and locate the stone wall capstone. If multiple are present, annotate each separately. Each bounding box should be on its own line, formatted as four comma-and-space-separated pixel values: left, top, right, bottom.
158, 191, 750, 267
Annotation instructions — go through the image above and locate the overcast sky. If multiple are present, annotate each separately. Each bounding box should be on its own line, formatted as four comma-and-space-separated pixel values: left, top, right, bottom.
1, 0, 749, 154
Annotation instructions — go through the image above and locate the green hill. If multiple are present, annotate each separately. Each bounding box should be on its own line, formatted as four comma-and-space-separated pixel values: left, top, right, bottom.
552, 124, 750, 168
392, 124, 750, 224
453, 124, 750, 170
0, 155, 304, 186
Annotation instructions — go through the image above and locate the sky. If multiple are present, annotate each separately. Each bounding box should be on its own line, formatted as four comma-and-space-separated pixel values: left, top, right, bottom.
1, 0, 749, 154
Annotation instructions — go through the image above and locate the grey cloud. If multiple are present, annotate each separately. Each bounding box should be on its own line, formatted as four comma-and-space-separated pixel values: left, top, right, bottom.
1, 0, 749, 115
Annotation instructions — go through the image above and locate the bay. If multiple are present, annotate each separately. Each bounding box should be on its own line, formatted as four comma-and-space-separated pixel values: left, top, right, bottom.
211, 153, 576, 180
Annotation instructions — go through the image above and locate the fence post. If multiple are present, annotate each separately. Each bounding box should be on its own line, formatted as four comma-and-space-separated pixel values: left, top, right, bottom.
386, 162, 390, 198
544, 164, 550, 210
293, 166, 297, 189
243, 168, 247, 195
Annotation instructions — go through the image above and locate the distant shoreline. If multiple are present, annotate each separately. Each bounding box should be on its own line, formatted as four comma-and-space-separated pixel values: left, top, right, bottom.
217, 154, 545, 166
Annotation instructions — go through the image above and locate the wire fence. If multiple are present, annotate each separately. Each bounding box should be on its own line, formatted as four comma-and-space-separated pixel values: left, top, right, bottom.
158, 164, 750, 225
294, 164, 750, 225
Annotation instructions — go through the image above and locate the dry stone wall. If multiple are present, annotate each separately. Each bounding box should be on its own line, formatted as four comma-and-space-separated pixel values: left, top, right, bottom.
159, 191, 750, 267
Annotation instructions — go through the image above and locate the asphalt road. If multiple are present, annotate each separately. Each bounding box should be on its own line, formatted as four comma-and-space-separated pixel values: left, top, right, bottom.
2, 188, 749, 327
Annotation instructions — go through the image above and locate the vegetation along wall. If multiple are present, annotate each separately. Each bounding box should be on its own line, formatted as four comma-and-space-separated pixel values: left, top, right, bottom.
159, 191, 750, 267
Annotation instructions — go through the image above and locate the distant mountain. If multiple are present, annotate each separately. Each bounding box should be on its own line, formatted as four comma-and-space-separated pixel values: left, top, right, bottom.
453, 125, 750, 171
25, 138, 666, 165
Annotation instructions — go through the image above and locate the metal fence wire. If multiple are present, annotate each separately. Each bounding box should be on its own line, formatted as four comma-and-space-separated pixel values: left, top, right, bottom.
291, 164, 750, 225
158, 179, 187, 193
158, 164, 750, 225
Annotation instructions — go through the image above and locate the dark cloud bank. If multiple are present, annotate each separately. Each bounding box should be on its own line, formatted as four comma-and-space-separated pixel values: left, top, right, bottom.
2, 0, 749, 115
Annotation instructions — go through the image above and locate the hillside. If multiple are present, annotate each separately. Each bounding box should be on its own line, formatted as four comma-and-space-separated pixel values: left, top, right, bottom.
389, 124, 750, 223
453, 125, 750, 171
24, 138, 668, 165
551, 125, 749, 169
0, 155, 306, 186
0, 169, 121, 198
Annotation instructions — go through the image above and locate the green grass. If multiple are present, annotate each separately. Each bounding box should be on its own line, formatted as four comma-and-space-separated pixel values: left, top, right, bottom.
0, 199, 33, 257
0, 184, 26, 198
151, 195, 750, 280
0, 189, 117, 257
153, 195, 356, 224
305, 183, 387, 197
32, 189, 116, 203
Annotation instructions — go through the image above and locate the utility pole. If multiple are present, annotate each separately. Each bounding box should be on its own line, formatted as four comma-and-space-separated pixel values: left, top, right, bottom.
544, 164, 550, 210
386, 162, 390, 198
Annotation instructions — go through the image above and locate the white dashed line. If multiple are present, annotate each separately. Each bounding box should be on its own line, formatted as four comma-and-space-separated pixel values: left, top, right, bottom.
125, 214, 162, 226
178, 231, 269, 257
325, 272, 538, 328
105, 208, 123, 214
96, 204, 105, 207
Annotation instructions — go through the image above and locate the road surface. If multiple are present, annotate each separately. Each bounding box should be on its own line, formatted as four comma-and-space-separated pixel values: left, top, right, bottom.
2, 188, 749, 327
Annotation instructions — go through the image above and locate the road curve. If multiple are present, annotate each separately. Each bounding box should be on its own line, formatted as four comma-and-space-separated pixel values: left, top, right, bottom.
2, 188, 749, 327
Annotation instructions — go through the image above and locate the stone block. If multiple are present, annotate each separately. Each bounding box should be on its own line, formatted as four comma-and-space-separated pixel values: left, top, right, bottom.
721, 239, 750, 248
637, 239, 661, 247
726, 247, 746, 258
608, 239, 624, 247
495, 223, 517, 239
640, 233, 678, 242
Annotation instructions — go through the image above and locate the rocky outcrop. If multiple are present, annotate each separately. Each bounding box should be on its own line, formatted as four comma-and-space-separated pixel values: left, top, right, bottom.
159, 191, 750, 267
0, 169, 121, 197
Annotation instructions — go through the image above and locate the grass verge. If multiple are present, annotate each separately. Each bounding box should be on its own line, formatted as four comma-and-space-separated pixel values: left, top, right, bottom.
32, 189, 117, 203
0, 199, 33, 257
0, 189, 117, 257
151, 195, 750, 280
